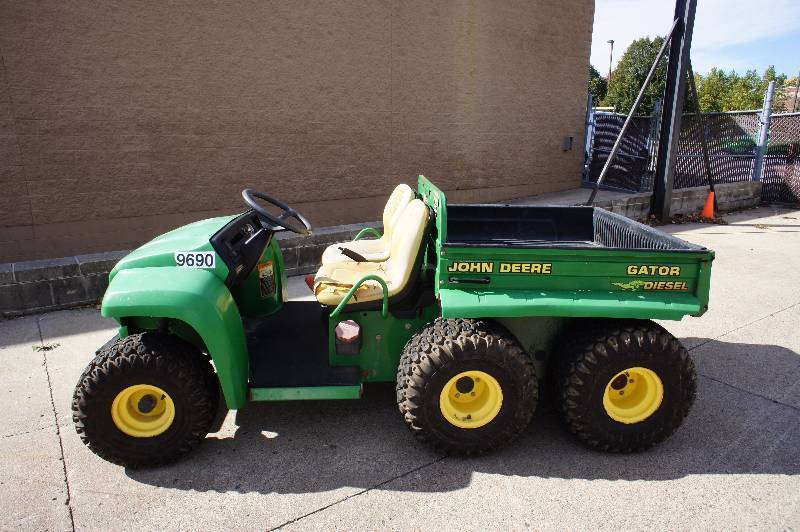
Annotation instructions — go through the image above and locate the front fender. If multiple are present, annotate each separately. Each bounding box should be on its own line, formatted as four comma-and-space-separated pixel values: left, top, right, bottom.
101, 267, 249, 409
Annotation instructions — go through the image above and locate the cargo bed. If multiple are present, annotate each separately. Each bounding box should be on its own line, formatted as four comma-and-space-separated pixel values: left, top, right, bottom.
417, 178, 714, 322
445, 204, 705, 252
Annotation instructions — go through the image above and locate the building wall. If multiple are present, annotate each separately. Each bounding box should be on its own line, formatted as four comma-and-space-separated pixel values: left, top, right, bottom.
0, 1, 594, 262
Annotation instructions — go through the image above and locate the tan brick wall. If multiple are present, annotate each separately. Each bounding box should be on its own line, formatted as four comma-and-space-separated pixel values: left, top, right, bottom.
0, 0, 594, 262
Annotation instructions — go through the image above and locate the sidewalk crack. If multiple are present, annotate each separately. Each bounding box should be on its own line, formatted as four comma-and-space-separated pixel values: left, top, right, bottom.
698, 373, 800, 413
688, 300, 800, 353
269, 455, 447, 531
37, 318, 76, 532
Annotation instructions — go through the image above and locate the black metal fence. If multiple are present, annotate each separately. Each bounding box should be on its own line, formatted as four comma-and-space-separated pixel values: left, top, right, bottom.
584, 109, 800, 203
586, 113, 656, 193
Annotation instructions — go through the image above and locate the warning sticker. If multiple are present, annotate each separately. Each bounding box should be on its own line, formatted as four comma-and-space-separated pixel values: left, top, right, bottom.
258, 261, 275, 298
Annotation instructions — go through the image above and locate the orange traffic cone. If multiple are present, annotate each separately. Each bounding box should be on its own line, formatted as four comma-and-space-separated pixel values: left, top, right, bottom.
701, 191, 715, 220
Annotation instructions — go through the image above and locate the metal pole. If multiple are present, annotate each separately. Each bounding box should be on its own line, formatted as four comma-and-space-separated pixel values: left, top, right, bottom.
792, 71, 799, 112
646, 99, 663, 188
752, 80, 775, 182
607, 40, 614, 81
586, 19, 679, 205
687, 61, 716, 207
652, 0, 697, 221
583, 93, 595, 182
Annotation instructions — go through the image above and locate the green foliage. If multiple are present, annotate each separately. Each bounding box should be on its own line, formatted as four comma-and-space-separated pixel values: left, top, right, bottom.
602, 35, 791, 114
604, 37, 668, 115
588, 65, 607, 103
694, 66, 787, 112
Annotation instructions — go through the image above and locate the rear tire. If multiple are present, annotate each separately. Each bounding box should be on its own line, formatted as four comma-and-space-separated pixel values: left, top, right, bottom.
396, 318, 537, 455
551, 319, 696, 452
72, 332, 219, 468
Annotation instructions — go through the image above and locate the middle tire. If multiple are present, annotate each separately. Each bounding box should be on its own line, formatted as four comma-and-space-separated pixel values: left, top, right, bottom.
396, 318, 537, 455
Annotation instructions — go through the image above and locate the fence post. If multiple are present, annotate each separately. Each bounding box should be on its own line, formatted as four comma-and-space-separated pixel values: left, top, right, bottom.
647, 99, 663, 173
583, 93, 595, 182
752, 80, 775, 182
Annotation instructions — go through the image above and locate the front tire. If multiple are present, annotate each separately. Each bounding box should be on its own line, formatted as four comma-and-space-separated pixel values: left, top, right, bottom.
551, 319, 696, 452
396, 318, 537, 455
72, 332, 219, 468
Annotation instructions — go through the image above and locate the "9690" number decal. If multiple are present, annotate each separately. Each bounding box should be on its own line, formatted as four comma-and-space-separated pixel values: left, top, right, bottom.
174, 251, 215, 269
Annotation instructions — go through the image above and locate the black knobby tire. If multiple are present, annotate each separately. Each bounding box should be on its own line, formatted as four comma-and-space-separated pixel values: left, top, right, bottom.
551, 319, 696, 452
72, 332, 219, 468
396, 318, 538, 455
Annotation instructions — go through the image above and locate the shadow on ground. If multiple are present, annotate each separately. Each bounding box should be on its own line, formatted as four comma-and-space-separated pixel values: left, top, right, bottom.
127, 338, 800, 494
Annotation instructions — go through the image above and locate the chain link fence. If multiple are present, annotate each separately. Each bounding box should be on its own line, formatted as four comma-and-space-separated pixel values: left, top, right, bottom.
584, 108, 800, 204
762, 113, 800, 203
673, 112, 761, 189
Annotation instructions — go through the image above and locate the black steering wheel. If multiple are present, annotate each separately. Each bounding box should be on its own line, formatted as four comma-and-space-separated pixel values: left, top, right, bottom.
241, 189, 312, 236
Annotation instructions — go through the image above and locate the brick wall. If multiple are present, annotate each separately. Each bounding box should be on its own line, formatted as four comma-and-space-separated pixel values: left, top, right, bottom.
0, 1, 594, 262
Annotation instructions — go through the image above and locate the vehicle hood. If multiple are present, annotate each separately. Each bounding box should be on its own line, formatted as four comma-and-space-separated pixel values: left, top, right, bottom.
109, 215, 236, 282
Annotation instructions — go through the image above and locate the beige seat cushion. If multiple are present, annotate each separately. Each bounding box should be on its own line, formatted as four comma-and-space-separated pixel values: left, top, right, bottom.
315, 199, 428, 306
320, 183, 415, 264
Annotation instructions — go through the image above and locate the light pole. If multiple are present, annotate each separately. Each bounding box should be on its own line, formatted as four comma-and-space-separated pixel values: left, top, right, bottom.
793, 70, 799, 112
607, 39, 615, 81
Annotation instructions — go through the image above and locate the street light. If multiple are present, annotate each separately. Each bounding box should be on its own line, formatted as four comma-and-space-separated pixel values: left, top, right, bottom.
607, 39, 615, 81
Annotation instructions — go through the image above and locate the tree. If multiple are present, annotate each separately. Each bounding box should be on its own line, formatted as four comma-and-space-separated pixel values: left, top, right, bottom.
603, 35, 790, 115
694, 68, 727, 112
588, 65, 607, 103
787, 76, 800, 112
603, 36, 668, 115
694, 66, 787, 112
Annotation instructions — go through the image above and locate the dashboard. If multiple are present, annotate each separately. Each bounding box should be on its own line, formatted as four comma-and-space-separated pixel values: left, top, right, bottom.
210, 211, 272, 287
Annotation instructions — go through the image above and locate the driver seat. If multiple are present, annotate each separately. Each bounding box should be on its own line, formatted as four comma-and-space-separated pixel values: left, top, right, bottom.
313, 199, 428, 307
320, 184, 415, 264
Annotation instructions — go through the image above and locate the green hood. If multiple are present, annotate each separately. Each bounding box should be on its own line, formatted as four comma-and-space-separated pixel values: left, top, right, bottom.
109, 215, 236, 282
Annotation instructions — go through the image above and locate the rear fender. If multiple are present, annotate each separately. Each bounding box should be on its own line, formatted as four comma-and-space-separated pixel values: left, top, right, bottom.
101, 267, 249, 409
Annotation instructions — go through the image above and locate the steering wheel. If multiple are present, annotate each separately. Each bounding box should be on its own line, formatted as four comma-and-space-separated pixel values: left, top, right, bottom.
241, 189, 312, 236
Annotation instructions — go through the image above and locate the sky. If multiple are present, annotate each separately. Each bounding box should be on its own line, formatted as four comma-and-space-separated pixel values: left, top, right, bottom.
590, 0, 800, 78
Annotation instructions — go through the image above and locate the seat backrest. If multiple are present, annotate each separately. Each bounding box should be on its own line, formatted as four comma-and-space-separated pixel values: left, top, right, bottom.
384, 199, 428, 293
383, 184, 415, 238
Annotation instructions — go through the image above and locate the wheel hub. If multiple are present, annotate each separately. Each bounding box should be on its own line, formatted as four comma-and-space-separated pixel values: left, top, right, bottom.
439, 370, 503, 429
111, 384, 175, 438
137, 394, 157, 414
602, 367, 663, 424
455, 376, 475, 394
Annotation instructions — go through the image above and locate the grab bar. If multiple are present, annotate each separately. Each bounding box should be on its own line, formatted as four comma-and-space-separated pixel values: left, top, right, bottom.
330, 275, 389, 319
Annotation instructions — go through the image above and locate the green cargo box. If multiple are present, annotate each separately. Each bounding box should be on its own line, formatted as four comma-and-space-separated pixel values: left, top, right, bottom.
419, 178, 714, 322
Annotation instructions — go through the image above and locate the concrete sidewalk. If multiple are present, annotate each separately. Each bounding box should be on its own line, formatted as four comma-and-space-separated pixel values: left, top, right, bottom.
1, 206, 798, 530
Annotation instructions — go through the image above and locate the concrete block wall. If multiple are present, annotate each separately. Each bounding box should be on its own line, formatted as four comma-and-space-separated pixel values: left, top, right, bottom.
0, 251, 126, 316
0, 1, 594, 262
670, 181, 762, 215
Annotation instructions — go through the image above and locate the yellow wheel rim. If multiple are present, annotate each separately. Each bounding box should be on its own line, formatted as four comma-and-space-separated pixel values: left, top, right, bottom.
439, 370, 503, 429
603, 367, 664, 424
111, 384, 175, 438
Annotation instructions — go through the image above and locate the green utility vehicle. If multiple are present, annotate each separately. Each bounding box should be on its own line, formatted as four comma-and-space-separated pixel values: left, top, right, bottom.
73, 176, 713, 467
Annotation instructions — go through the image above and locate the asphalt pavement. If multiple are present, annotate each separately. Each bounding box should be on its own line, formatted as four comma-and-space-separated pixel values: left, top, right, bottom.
1, 205, 798, 530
